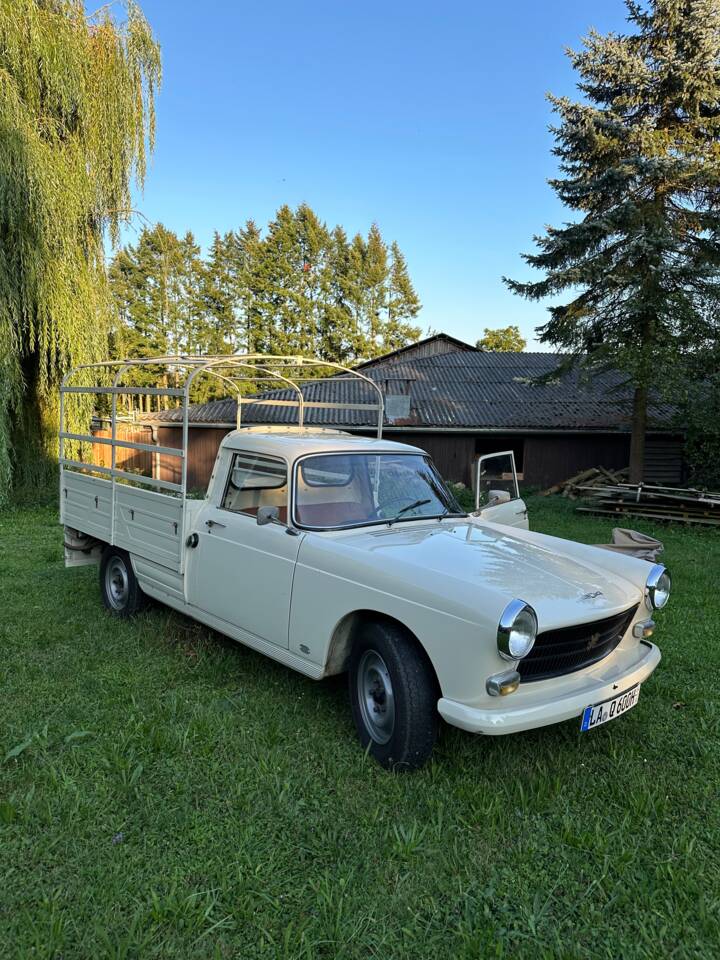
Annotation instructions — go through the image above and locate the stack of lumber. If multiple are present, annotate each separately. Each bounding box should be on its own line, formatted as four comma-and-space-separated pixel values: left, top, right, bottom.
576, 482, 720, 527
540, 466, 629, 500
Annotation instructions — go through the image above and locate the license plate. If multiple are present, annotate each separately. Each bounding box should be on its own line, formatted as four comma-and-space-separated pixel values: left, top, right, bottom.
580, 684, 641, 731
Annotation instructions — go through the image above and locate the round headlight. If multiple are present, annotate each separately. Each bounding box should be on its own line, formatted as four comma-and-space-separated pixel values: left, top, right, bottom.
497, 599, 538, 661
646, 564, 671, 610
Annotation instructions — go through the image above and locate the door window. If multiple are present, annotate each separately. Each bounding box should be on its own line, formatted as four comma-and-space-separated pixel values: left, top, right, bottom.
221, 452, 288, 519
476, 452, 519, 509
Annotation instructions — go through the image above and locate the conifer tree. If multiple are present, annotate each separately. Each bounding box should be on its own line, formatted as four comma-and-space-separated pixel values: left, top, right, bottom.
363, 224, 390, 349
320, 226, 355, 361
109, 205, 422, 372
347, 233, 370, 357
0, 0, 160, 500
234, 221, 265, 354
203, 232, 237, 353
506, 0, 720, 481
386, 241, 422, 350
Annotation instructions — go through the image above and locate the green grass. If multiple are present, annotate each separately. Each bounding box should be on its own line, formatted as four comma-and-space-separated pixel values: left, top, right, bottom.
0, 497, 719, 959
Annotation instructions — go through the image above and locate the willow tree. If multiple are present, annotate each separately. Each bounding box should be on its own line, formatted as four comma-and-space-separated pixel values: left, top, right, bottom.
0, 0, 160, 502
506, 0, 720, 481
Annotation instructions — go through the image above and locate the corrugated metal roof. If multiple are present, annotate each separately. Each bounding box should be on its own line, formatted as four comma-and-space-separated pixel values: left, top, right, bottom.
145, 352, 677, 432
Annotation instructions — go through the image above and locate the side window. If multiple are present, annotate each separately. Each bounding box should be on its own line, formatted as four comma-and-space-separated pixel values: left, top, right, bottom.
476, 452, 519, 508
221, 452, 288, 517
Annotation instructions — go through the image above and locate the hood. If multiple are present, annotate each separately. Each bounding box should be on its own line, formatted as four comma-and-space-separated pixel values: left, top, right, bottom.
332, 518, 643, 629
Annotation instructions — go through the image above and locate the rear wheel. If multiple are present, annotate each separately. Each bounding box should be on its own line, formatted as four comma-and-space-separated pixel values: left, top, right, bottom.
348, 621, 438, 771
99, 547, 145, 618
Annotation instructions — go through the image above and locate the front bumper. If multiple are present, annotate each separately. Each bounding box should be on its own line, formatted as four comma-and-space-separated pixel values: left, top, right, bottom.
437, 640, 661, 736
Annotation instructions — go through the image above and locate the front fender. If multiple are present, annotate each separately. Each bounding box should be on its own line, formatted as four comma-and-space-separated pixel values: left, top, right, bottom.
288, 534, 507, 703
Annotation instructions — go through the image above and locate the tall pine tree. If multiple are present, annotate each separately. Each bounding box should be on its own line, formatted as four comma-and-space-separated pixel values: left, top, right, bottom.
506, 0, 720, 481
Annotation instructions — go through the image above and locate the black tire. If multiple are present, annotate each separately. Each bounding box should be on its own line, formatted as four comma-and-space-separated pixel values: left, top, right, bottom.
99, 547, 146, 618
348, 621, 439, 771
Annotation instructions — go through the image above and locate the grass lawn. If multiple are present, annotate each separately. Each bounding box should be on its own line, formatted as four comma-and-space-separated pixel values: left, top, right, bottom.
1, 496, 719, 959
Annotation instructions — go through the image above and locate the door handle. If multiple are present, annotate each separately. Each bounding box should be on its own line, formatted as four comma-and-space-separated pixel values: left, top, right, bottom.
205, 519, 226, 529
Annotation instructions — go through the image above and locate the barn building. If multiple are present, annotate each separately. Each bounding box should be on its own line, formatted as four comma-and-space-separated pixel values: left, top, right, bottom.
137, 335, 685, 493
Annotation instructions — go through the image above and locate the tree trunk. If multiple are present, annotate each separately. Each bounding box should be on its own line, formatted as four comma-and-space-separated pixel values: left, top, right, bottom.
10, 352, 58, 498
629, 384, 648, 483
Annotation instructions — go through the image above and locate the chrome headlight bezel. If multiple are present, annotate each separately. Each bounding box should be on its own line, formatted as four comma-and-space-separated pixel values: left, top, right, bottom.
646, 564, 671, 610
497, 599, 538, 661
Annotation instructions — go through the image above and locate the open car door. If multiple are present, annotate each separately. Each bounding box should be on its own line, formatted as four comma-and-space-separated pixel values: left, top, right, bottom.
474, 450, 529, 529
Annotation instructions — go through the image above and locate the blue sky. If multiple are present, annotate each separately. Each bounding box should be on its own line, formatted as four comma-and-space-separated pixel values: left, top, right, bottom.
128, 0, 630, 349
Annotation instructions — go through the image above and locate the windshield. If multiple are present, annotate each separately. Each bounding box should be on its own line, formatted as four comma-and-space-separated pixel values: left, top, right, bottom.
294, 453, 465, 530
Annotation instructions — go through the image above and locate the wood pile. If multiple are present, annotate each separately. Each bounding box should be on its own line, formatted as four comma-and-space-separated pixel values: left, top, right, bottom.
576, 482, 720, 527
540, 466, 629, 500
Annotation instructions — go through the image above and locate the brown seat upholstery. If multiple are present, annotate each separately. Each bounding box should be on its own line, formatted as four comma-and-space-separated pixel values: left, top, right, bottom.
295, 502, 369, 527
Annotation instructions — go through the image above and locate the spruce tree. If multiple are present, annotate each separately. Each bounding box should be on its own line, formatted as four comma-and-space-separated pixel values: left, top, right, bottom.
347, 233, 370, 357
261, 205, 302, 355
234, 221, 265, 354
505, 0, 720, 481
203, 232, 237, 353
109, 204, 422, 372
295, 204, 331, 356
320, 226, 355, 362
363, 224, 390, 350
386, 241, 422, 350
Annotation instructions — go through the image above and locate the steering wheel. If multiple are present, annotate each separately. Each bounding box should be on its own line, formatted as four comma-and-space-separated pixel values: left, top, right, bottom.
373, 496, 420, 520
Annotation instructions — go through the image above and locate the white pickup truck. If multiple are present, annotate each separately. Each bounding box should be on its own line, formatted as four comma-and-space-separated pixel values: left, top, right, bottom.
60, 356, 668, 770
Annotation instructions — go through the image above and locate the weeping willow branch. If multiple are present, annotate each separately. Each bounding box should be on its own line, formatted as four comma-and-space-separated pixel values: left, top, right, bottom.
0, 0, 161, 504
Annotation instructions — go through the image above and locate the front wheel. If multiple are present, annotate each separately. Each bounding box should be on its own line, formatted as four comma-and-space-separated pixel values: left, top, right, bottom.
99, 547, 145, 618
348, 622, 439, 771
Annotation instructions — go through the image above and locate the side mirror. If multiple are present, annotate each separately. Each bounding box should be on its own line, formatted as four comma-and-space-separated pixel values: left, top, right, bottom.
487, 489, 511, 506
256, 505, 280, 526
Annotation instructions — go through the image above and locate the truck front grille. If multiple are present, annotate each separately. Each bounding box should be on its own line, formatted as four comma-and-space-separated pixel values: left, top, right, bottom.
518, 605, 639, 683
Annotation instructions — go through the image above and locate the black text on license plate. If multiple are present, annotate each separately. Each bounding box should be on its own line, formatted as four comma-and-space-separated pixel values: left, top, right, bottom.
581, 684, 641, 732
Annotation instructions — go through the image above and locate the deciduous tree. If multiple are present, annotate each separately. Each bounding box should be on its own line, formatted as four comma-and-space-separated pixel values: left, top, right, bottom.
476, 325, 526, 352
0, 0, 160, 501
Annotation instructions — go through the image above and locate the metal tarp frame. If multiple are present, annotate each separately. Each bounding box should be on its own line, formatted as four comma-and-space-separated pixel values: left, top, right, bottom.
59, 354, 385, 571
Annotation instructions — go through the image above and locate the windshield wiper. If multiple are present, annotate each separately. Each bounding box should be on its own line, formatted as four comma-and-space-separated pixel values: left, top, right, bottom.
387, 498, 432, 526
437, 509, 468, 520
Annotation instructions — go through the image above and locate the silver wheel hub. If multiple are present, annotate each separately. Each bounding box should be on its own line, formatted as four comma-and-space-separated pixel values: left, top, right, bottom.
105, 557, 129, 610
357, 650, 395, 744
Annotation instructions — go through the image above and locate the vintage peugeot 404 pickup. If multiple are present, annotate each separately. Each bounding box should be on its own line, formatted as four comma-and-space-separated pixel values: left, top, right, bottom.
59, 356, 669, 770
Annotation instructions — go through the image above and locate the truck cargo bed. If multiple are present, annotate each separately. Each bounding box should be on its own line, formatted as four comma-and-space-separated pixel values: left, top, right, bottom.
61, 471, 184, 572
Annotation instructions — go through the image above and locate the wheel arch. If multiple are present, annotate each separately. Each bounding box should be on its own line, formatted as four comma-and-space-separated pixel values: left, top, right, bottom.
324, 609, 442, 694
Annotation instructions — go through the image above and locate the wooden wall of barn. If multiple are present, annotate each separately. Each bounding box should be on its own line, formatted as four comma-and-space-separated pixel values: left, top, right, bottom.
374, 430, 684, 488
156, 426, 230, 492
522, 433, 685, 488
396, 433, 477, 486
360, 338, 475, 368
522, 434, 630, 489
146, 425, 685, 495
